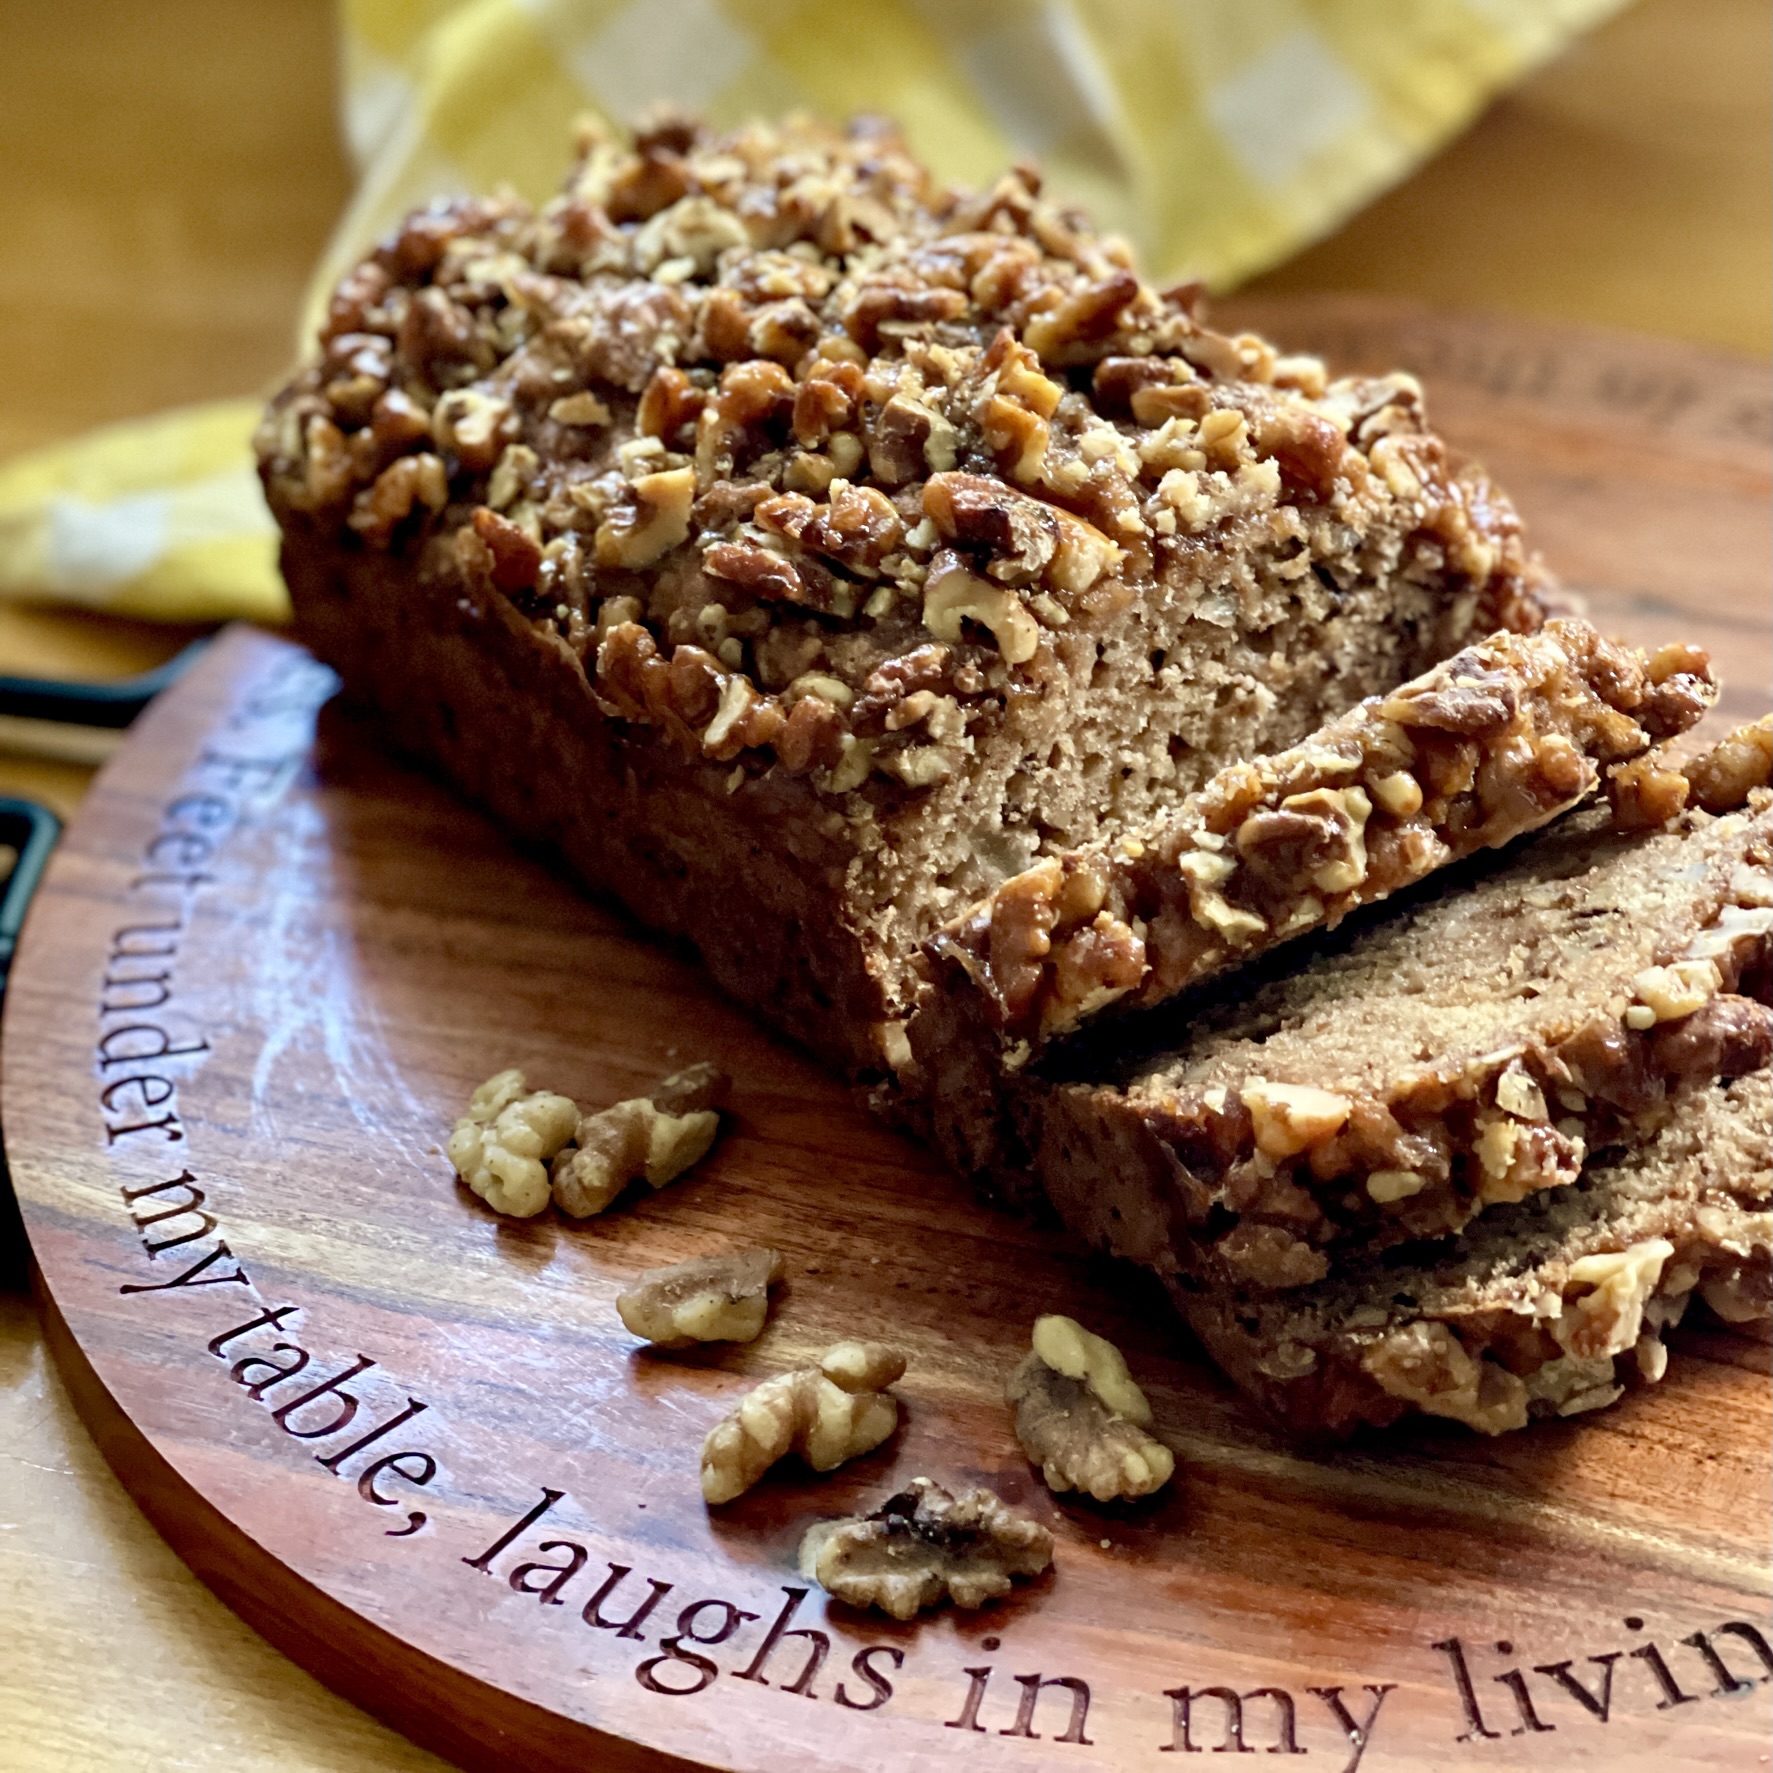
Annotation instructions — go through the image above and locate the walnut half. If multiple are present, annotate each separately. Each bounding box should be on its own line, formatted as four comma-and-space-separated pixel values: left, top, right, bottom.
798, 1476, 1054, 1620
1006, 1315, 1175, 1502
616, 1247, 784, 1347
551, 1062, 730, 1217
448, 1069, 580, 1217
700, 1341, 906, 1504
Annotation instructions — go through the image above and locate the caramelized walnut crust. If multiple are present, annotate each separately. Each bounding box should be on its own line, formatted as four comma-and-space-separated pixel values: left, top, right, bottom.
925, 621, 1716, 1047
257, 112, 1539, 807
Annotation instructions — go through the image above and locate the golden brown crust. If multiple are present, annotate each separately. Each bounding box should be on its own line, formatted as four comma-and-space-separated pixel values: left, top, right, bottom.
258, 112, 1540, 807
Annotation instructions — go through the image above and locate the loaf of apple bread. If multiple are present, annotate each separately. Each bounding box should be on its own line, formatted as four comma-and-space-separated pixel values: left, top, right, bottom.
256, 113, 1545, 1081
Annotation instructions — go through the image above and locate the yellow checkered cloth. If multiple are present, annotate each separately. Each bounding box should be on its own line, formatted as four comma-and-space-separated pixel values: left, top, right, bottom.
0, 0, 1625, 625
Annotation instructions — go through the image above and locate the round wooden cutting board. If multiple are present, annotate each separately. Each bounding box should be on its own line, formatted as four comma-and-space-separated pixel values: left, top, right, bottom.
5, 305, 1771, 1773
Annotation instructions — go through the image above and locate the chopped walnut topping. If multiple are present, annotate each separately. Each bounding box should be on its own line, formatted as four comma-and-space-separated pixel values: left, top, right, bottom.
262, 112, 1554, 802
595, 465, 695, 568
700, 1341, 906, 1503
1241, 1080, 1353, 1160
349, 452, 448, 546
1361, 1321, 1529, 1435
921, 556, 1040, 662
548, 390, 611, 427
433, 387, 513, 471
1359, 1234, 1695, 1434
1554, 1239, 1674, 1360
1686, 714, 1773, 814
616, 1247, 784, 1347
798, 1476, 1053, 1619
1007, 1316, 1175, 1501
448, 1069, 580, 1217
1607, 752, 1691, 831
551, 1062, 729, 1217
470, 506, 543, 591
1627, 959, 1722, 1030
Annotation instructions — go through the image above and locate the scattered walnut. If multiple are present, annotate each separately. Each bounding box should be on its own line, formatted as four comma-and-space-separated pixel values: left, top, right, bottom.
616, 1247, 784, 1347
700, 1340, 906, 1503
798, 1476, 1053, 1620
551, 1062, 729, 1217
1007, 1315, 1175, 1501
448, 1069, 580, 1217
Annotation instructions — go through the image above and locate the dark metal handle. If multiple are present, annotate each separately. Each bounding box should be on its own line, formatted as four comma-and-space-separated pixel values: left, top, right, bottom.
0, 635, 209, 728
1, 798, 62, 992
1, 639, 203, 1273
1, 799, 61, 1278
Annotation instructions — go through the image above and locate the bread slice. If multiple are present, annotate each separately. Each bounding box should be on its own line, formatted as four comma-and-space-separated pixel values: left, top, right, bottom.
909, 619, 1717, 1176
257, 113, 1546, 1082
1179, 1069, 1771, 1437
1020, 791, 1772, 1294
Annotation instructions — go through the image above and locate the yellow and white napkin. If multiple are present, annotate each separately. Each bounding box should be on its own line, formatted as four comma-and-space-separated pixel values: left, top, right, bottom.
0, 0, 1627, 626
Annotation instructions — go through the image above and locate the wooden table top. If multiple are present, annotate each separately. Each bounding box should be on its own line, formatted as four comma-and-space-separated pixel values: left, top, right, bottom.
0, 2, 1767, 1768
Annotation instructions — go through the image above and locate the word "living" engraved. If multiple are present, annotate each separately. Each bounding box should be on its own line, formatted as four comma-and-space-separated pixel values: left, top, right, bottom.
1434, 1626, 1772, 1741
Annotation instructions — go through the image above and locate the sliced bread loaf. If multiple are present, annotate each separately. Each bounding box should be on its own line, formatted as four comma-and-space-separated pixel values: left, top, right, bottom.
258, 114, 1546, 1082
1020, 786, 1771, 1293
909, 620, 1717, 1175
1179, 1069, 1770, 1437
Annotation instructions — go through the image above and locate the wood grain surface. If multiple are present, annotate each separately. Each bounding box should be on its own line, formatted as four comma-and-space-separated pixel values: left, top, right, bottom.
4, 303, 1771, 1772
